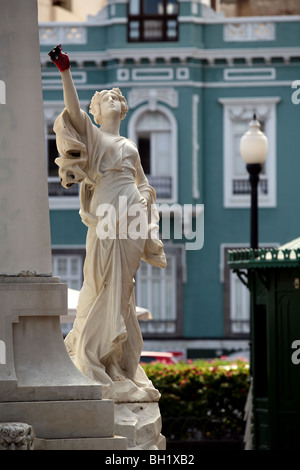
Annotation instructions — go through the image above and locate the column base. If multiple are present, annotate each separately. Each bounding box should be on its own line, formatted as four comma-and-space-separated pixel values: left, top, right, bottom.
34, 436, 127, 451
0, 277, 127, 450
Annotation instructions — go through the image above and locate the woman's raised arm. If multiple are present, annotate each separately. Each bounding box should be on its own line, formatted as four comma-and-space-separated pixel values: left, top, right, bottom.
48, 45, 86, 136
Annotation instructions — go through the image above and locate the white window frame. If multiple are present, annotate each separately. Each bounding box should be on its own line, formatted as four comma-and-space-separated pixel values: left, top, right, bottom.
229, 269, 250, 335
135, 243, 185, 336
128, 103, 178, 203
136, 254, 177, 335
52, 253, 83, 290
219, 97, 280, 208
220, 242, 279, 337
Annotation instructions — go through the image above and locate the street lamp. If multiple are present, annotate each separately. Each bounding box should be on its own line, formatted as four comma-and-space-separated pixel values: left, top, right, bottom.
240, 114, 268, 249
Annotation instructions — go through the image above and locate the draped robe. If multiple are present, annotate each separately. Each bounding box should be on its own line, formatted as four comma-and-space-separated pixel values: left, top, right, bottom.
54, 109, 166, 402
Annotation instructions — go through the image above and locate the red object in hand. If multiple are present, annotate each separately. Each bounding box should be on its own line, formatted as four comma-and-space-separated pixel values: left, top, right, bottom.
48, 44, 70, 72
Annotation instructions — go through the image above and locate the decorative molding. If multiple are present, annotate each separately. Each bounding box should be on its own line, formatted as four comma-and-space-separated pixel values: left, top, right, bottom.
179, 13, 300, 24
224, 22, 275, 42
219, 96, 281, 120
224, 68, 276, 81
192, 95, 200, 200
176, 67, 189, 80
39, 26, 87, 45
128, 88, 178, 110
117, 68, 130, 81
0, 423, 34, 450
40, 46, 300, 68
42, 71, 86, 86
132, 68, 174, 81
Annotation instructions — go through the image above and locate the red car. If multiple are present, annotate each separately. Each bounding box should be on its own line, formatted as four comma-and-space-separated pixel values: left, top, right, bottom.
140, 351, 177, 364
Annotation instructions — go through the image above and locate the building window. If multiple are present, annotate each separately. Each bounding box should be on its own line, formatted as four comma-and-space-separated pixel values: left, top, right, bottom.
222, 243, 277, 337
135, 244, 184, 337
44, 104, 82, 209
229, 269, 250, 335
128, 0, 178, 42
128, 104, 178, 202
52, 0, 72, 11
46, 122, 79, 199
137, 111, 171, 197
52, 252, 84, 290
219, 97, 280, 208
222, 245, 251, 338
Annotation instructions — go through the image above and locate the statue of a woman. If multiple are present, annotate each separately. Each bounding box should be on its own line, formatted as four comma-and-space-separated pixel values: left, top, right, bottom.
49, 45, 167, 402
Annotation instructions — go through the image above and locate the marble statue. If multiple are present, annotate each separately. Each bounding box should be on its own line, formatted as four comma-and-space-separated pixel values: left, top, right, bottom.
49, 45, 167, 403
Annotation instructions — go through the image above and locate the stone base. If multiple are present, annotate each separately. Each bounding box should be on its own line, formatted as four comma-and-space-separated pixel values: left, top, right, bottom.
115, 402, 166, 450
34, 436, 127, 451
0, 278, 127, 450
0, 399, 115, 439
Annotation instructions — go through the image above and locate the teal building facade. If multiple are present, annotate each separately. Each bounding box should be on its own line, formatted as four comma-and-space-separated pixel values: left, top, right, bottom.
39, 0, 300, 358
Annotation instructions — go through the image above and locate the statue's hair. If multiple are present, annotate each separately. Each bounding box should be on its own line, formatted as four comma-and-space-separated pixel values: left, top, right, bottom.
89, 88, 128, 126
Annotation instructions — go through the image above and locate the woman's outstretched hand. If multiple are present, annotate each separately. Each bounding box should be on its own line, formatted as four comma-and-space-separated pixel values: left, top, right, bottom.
48, 44, 70, 72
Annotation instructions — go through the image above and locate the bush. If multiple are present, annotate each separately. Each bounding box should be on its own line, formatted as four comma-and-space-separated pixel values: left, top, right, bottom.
142, 358, 250, 441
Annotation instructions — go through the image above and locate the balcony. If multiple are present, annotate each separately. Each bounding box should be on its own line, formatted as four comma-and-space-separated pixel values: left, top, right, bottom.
147, 175, 172, 200
48, 179, 79, 197
232, 178, 268, 196
49, 175, 172, 201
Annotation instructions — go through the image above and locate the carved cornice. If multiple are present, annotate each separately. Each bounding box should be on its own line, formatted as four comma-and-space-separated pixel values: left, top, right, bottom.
128, 88, 178, 109
41, 46, 300, 68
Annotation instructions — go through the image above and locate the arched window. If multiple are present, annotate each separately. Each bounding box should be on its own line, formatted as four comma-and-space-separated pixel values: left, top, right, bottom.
128, 105, 177, 202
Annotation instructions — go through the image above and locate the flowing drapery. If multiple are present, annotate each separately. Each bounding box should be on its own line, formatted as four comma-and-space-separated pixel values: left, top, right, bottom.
54, 109, 166, 401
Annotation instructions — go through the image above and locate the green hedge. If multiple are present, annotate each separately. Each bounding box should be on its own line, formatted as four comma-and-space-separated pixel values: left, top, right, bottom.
142, 358, 250, 441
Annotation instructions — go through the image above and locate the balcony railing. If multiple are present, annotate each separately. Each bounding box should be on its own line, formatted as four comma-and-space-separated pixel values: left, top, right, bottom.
49, 176, 172, 200
232, 178, 268, 195
147, 175, 172, 200
48, 180, 79, 197
140, 319, 177, 335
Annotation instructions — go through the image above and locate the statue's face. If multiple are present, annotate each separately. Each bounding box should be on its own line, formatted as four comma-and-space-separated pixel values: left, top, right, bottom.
99, 91, 122, 123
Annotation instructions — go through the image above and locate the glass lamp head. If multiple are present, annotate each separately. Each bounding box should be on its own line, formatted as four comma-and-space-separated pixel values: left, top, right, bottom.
240, 115, 268, 165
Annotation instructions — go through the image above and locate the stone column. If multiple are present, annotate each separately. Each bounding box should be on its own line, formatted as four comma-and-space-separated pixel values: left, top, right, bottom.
0, 0, 126, 450
0, 0, 52, 277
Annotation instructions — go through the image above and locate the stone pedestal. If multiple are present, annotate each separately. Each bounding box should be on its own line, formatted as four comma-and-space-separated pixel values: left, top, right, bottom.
0, 277, 127, 450
115, 403, 166, 450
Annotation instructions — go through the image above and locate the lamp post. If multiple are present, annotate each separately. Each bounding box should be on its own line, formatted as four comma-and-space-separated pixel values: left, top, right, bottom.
240, 115, 268, 249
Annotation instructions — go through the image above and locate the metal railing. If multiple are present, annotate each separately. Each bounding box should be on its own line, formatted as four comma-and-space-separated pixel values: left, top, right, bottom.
147, 175, 172, 200
48, 181, 79, 197
232, 178, 268, 195
48, 176, 172, 200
